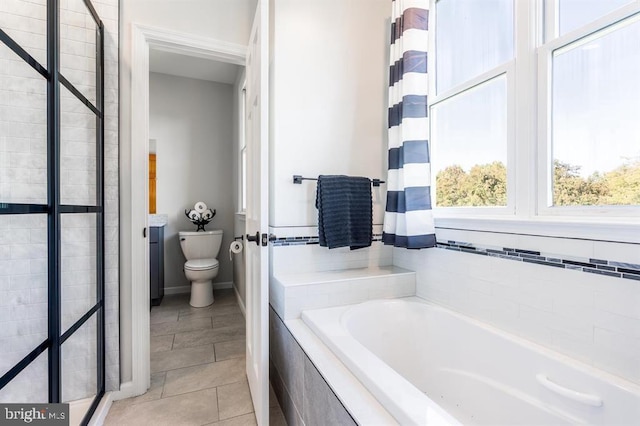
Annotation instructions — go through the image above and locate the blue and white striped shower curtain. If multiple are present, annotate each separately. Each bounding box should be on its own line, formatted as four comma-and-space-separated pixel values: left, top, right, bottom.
382, 0, 436, 249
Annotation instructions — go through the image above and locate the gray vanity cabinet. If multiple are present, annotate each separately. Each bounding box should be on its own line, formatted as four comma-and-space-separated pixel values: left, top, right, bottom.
150, 226, 165, 306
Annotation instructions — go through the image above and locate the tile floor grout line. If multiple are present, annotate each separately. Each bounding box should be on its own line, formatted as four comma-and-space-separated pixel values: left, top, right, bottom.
156, 355, 245, 375
162, 377, 250, 404
151, 344, 216, 374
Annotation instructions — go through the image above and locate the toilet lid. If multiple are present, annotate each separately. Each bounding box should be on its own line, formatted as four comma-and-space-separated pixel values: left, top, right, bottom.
184, 258, 219, 271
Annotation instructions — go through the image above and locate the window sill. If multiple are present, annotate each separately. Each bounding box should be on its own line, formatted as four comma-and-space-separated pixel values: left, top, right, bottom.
434, 215, 640, 244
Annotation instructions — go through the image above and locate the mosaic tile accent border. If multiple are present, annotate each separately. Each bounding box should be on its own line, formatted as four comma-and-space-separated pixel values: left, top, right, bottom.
437, 240, 640, 281
272, 234, 384, 246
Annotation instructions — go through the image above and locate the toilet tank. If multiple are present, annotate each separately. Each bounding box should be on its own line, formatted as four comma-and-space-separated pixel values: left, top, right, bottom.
179, 230, 223, 260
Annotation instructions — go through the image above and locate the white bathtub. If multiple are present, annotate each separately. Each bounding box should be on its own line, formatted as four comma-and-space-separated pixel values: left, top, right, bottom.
302, 298, 640, 425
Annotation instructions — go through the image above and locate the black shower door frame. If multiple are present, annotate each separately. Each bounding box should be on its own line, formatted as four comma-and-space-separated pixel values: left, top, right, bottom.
0, 0, 105, 423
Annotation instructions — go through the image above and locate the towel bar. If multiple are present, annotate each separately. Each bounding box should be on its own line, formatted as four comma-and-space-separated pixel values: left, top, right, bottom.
292, 175, 385, 187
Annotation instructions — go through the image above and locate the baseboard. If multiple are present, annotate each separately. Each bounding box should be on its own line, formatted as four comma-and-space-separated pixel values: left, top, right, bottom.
164, 286, 190, 295
214, 281, 233, 290
234, 285, 246, 317
88, 392, 114, 426
164, 281, 233, 295
110, 381, 136, 401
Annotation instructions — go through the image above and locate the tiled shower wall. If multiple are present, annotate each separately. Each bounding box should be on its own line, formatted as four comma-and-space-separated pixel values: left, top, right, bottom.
0, 0, 119, 401
394, 229, 640, 385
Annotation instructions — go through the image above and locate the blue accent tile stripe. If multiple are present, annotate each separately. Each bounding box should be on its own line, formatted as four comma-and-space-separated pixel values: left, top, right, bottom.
437, 240, 639, 282
272, 234, 383, 247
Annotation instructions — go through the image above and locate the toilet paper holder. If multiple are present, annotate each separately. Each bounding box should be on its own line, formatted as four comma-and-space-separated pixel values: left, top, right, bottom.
233, 236, 244, 241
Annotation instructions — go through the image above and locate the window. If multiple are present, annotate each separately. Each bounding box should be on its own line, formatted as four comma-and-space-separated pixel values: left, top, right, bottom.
432, 0, 640, 222
432, 0, 514, 211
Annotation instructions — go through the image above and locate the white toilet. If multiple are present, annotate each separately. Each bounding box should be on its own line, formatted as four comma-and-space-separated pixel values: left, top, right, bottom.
179, 230, 223, 307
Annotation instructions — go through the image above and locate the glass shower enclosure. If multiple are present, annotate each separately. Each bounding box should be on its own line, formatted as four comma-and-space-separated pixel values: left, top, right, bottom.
0, 0, 106, 424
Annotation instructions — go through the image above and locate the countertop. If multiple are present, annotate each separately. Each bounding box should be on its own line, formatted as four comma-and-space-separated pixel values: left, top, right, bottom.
149, 214, 168, 227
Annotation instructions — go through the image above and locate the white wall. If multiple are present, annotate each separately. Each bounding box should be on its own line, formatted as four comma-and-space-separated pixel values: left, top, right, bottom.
395, 229, 640, 385
149, 72, 235, 289
269, 0, 390, 228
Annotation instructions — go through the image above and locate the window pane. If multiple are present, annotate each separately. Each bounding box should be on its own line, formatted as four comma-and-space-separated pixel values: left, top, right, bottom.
552, 18, 640, 207
432, 76, 508, 207
436, 0, 514, 93
0, 42, 48, 204
558, 0, 632, 36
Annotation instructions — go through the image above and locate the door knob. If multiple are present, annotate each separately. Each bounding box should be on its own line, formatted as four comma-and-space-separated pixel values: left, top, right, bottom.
246, 231, 260, 246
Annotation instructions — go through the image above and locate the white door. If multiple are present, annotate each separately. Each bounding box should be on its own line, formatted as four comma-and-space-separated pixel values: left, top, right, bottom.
245, 1, 270, 425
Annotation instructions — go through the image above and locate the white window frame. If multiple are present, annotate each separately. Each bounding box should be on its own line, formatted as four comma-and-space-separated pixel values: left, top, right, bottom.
429, 0, 640, 243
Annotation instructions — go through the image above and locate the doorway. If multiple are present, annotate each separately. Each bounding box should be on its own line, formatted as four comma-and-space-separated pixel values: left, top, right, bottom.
123, 23, 248, 403
0, 0, 106, 424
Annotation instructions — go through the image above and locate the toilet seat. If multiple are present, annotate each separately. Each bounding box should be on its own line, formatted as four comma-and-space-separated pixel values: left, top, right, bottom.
184, 258, 219, 271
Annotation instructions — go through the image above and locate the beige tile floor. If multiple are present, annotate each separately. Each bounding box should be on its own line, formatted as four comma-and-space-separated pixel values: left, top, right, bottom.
105, 290, 259, 426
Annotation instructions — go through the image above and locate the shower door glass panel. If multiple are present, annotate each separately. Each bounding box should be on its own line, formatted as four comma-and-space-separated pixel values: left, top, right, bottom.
60, 84, 97, 206
0, 0, 48, 66
0, 214, 48, 377
61, 213, 97, 333
62, 313, 97, 405
0, 42, 48, 205
0, 353, 48, 403
60, 0, 98, 106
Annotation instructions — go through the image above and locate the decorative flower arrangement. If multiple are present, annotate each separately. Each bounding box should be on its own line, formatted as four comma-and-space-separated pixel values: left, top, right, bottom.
184, 201, 216, 231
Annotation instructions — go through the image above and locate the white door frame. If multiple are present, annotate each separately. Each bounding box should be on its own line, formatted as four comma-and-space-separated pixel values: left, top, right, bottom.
118, 23, 246, 400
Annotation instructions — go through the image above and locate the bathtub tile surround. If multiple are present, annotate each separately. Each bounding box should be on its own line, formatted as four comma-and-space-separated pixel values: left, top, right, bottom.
303, 357, 357, 426
438, 240, 640, 281
394, 245, 640, 384
270, 266, 415, 320
270, 225, 392, 276
269, 308, 356, 426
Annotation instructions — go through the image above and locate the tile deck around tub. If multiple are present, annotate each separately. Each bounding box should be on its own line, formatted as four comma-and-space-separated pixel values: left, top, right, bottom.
271, 266, 416, 319
104, 290, 279, 426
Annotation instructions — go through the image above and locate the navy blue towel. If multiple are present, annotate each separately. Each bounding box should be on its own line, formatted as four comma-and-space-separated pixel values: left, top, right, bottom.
315, 175, 373, 250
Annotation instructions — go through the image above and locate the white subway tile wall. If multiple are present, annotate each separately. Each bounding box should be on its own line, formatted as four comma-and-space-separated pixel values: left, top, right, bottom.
60, 85, 97, 206
0, 41, 48, 204
270, 226, 392, 275
61, 213, 97, 333
62, 314, 97, 402
394, 237, 640, 384
0, 353, 48, 403
0, 0, 119, 402
0, 215, 48, 386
